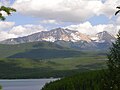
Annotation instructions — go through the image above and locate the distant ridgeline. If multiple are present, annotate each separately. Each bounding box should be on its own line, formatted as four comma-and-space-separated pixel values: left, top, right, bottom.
0, 41, 107, 59
0, 28, 116, 50
0, 41, 84, 59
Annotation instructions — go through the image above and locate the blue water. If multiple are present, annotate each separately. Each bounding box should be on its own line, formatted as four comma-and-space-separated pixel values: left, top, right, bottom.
0, 79, 56, 90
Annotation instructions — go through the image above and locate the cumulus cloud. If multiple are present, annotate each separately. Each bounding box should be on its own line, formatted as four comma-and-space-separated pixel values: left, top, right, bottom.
9, 24, 47, 37
12, 0, 120, 22
116, 16, 120, 24
40, 20, 59, 24
65, 21, 120, 36
0, 21, 16, 41
0, 24, 47, 41
65, 22, 95, 35
0, 31, 17, 41
0, 11, 8, 17
99, 0, 119, 18
0, 21, 15, 30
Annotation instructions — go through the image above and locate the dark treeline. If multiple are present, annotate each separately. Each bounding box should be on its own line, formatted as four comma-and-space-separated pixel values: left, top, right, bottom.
0, 85, 2, 90
42, 70, 105, 90
0, 60, 88, 79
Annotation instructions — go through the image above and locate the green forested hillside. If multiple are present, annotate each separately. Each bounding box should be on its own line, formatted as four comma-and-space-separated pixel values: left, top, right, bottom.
0, 41, 107, 59
0, 41, 107, 79
8, 48, 81, 59
42, 70, 105, 90
0, 41, 80, 59
0, 56, 106, 79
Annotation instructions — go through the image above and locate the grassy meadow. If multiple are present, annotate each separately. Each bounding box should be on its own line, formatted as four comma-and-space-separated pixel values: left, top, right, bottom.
0, 42, 108, 79
0, 55, 107, 79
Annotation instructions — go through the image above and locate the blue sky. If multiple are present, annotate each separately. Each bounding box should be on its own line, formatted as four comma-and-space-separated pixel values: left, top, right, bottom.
0, 0, 120, 41
5, 12, 114, 31
5, 0, 117, 28
6, 13, 110, 26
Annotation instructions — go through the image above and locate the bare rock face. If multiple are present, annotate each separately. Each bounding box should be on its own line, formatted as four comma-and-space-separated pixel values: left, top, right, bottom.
0, 28, 91, 44
0, 28, 116, 50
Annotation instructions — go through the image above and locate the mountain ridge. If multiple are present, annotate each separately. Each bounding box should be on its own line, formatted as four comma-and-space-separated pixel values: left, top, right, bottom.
0, 28, 116, 50
0, 28, 91, 44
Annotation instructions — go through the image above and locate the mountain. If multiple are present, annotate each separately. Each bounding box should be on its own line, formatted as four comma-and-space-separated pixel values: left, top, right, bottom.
0, 28, 91, 44
55, 31, 116, 50
92, 31, 116, 43
0, 28, 116, 50
0, 41, 82, 59
91, 31, 116, 49
55, 40, 97, 50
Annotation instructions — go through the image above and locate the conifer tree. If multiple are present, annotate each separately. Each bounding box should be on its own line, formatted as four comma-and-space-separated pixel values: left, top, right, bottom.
101, 6, 120, 90
0, 85, 2, 90
0, 6, 16, 20
103, 31, 120, 89
115, 6, 120, 15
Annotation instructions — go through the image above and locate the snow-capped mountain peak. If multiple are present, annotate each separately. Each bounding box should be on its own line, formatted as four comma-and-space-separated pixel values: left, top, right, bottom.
0, 28, 91, 44
90, 31, 116, 43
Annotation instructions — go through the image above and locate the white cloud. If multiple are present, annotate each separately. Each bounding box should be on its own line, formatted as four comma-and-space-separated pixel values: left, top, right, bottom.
0, 24, 47, 41
12, 0, 104, 22
65, 22, 96, 35
66, 21, 120, 36
116, 16, 120, 24
9, 24, 47, 37
0, 11, 8, 17
94, 24, 119, 35
0, 21, 15, 30
0, 31, 17, 41
0, 22, 16, 41
12, 0, 120, 22
40, 20, 59, 24
99, 0, 119, 18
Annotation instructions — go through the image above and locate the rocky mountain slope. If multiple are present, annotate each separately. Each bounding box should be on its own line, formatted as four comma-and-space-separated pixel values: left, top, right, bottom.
0, 28, 91, 44
0, 28, 116, 49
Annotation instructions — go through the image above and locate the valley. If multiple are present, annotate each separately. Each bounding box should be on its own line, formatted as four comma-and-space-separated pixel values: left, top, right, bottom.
0, 56, 106, 79
0, 37, 108, 79
0, 0, 119, 89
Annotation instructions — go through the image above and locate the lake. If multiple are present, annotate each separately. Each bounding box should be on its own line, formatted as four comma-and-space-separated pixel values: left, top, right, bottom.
0, 79, 57, 90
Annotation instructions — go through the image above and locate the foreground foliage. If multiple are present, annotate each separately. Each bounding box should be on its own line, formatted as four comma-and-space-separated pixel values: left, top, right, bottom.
42, 70, 104, 90
0, 85, 2, 90
0, 6, 16, 20
102, 31, 120, 89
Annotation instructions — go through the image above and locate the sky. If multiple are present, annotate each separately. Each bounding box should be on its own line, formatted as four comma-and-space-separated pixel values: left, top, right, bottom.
0, 0, 120, 41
